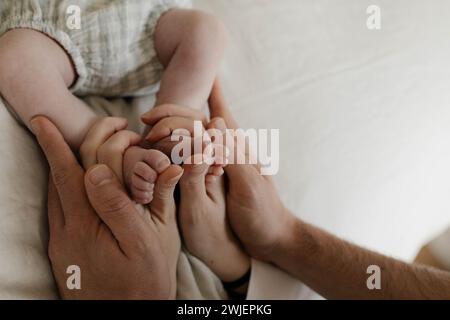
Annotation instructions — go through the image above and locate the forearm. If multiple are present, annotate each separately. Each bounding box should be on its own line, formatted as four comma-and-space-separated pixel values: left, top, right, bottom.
272, 214, 450, 299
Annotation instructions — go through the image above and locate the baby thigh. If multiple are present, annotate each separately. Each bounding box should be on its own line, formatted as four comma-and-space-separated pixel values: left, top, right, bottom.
0, 29, 96, 148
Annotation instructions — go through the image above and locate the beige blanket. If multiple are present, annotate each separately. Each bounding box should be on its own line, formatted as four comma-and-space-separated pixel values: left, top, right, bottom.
0, 94, 227, 299
2, 0, 450, 299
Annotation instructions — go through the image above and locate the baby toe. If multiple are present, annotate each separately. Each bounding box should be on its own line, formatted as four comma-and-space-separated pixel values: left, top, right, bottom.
132, 188, 154, 205
132, 173, 155, 192
134, 161, 158, 184
142, 149, 171, 174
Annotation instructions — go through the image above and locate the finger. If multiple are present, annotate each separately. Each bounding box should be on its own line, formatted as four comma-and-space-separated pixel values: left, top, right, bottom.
180, 155, 209, 199
47, 177, 65, 232
151, 165, 184, 221
154, 135, 207, 165
208, 82, 268, 178
208, 166, 224, 176
85, 165, 148, 254
79, 117, 128, 170
205, 173, 225, 204
208, 117, 261, 180
208, 78, 239, 130
145, 117, 203, 144
97, 130, 141, 183
141, 104, 208, 127
30, 117, 90, 218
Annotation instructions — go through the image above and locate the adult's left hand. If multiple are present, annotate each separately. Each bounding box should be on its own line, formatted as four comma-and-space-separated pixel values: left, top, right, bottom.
79, 117, 183, 299
31, 116, 181, 299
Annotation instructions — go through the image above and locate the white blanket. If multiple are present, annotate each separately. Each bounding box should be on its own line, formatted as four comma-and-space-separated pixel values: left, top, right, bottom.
1, 0, 450, 299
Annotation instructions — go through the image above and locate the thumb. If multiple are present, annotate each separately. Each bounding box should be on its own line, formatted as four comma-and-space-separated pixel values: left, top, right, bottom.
208, 78, 239, 130
85, 165, 146, 249
151, 165, 184, 220
208, 117, 259, 182
180, 158, 209, 199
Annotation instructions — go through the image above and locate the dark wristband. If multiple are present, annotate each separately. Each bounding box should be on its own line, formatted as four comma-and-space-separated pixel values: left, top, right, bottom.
222, 268, 251, 292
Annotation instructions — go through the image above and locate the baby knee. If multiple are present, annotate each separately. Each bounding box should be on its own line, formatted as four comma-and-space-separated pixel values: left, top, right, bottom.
188, 11, 229, 53
0, 29, 74, 88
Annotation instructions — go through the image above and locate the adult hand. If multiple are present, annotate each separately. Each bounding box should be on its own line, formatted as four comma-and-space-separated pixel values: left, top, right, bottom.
79, 117, 183, 299
31, 116, 179, 299
208, 81, 450, 301
141, 104, 208, 157
142, 105, 250, 284
208, 80, 295, 262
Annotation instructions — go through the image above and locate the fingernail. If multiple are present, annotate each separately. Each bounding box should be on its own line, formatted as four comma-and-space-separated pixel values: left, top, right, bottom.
29, 118, 40, 135
89, 165, 113, 186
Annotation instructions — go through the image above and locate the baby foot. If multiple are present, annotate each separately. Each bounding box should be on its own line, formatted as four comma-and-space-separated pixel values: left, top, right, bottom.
123, 146, 171, 204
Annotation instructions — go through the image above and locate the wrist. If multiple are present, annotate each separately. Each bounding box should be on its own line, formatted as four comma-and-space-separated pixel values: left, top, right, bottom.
270, 210, 305, 266
271, 214, 322, 283
216, 249, 251, 283
222, 266, 251, 300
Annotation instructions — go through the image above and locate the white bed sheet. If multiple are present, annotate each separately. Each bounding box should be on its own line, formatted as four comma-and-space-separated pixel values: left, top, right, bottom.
1, 0, 450, 299
199, 0, 450, 258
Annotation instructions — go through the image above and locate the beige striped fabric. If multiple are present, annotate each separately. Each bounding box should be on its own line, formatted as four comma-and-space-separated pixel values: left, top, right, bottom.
0, 0, 191, 97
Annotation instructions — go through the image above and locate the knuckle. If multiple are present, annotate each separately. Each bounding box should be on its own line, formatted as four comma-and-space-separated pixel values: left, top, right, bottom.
100, 195, 132, 217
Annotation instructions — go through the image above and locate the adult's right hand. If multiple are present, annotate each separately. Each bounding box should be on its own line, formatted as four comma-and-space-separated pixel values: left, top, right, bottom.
208, 81, 296, 262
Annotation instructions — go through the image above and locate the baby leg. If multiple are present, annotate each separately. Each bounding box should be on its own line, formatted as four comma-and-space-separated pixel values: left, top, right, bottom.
0, 29, 97, 149
154, 9, 228, 109
128, 10, 227, 199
